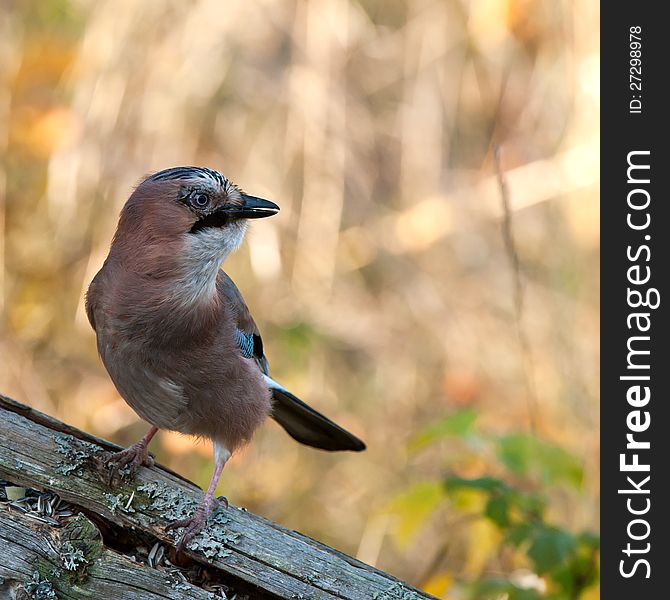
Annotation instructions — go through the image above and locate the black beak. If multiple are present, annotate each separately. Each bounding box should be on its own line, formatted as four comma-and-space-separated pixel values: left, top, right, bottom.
223, 194, 280, 219
189, 194, 280, 233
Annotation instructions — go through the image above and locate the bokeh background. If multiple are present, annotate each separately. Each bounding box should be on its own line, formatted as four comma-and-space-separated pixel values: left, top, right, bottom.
0, 1, 599, 598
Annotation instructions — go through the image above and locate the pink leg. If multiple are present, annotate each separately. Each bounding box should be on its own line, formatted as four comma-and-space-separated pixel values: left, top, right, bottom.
100, 426, 159, 485
138, 426, 159, 447
166, 442, 231, 552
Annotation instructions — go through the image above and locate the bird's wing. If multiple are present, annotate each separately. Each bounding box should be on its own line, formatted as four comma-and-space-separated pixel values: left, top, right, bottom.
217, 271, 365, 452
217, 271, 269, 374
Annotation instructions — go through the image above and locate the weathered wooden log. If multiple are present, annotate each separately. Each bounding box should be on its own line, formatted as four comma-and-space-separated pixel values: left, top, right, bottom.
0, 394, 436, 600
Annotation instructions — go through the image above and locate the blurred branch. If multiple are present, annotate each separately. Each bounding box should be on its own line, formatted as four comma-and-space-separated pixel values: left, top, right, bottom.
493, 145, 538, 432
0, 394, 437, 600
342, 142, 598, 262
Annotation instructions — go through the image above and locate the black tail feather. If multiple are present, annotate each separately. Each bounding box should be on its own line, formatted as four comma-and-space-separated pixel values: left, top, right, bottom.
270, 387, 365, 452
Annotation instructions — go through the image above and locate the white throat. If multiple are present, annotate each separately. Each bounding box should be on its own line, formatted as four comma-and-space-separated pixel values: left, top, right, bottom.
174, 221, 247, 307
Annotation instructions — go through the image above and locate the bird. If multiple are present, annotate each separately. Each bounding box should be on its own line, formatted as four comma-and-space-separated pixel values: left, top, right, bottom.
85, 166, 365, 549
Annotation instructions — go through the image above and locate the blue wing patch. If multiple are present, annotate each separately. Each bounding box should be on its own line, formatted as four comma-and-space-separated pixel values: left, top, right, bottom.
235, 329, 255, 358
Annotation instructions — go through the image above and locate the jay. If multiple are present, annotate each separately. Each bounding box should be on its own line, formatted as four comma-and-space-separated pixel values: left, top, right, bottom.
86, 166, 365, 549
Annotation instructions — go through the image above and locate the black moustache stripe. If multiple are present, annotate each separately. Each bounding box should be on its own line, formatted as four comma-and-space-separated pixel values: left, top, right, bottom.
189, 211, 231, 233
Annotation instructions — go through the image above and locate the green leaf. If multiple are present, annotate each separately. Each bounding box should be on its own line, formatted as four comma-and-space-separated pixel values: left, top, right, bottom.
527, 526, 576, 574
536, 443, 584, 488
445, 475, 509, 494
508, 589, 544, 600
497, 434, 584, 487
509, 588, 544, 600
410, 409, 478, 451
485, 495, 510, 527
551, 531, 600, 594
504, 523, 534, 547
498, 434, 533, 474
577, 531, 601, 550
515, 491, 547, 520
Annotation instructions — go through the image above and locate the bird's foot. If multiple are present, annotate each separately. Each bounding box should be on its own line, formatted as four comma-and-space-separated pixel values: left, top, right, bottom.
97, 442, 155, 486
166, 495, 228, 553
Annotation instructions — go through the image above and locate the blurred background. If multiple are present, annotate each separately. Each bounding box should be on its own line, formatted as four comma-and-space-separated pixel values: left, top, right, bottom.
0, 0, 599, 598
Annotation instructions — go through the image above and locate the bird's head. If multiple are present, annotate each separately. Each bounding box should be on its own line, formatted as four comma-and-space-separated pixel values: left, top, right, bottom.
114, 166, 279, 268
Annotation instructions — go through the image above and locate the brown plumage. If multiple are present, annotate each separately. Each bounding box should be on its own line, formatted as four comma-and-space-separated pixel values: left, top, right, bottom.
86, 167, 364, 550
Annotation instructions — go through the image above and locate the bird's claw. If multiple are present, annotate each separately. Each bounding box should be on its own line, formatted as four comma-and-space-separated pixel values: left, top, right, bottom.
97, 443, 154, 486
165, 496, 228, 553
165, 514, 207, 553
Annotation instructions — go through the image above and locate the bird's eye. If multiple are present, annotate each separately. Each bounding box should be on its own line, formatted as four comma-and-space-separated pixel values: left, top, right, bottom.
191, 192, 210, 208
